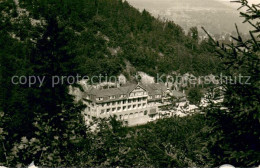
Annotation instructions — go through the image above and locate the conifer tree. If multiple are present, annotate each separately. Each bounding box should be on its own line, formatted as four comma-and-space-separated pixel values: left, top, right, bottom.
203, 0, 260, 166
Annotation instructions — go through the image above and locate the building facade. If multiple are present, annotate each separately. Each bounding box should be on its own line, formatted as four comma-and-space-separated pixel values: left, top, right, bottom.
82, 83, 175, 126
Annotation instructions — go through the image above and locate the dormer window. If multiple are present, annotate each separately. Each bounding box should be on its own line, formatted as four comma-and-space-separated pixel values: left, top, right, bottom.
109, 96, 116, 99
120, 94, 126, 98
149, 96, 153, 99
155, 95, 161, 98
86, 95, 90, 99
96, 97, 103, 101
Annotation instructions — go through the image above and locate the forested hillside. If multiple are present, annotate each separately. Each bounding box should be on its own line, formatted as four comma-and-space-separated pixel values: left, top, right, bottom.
1, 0, 218, 78
0, 0, 258, 167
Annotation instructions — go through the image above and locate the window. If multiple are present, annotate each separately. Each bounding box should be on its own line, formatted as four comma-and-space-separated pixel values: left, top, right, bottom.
107, 102, 110, 106
135, 112, 139, 117
128, 105, 131, 109
138, 104, 141, 108
144, 110, 148, 115
123, 106, 127, 111
133, 99, 136, 102
120, 94, 126, 98
138, 98, 141, 102
112, 108, 116, 112
123, 100, 126, 104
124, 114, 128, 119
117, 107, 121, 111
133, 105, 136, 109
86, 95, 90, 99
109, 96, 116, 99
112, 102, 116, 106
156, 95, 161, 98
128, 99, 131, 103
118, 101, 121, 105
149, 96, 153, 99
107, 109, 110, 113
135, 92, 143, 96
102, 103, 105, 107
143, 103, 146, 107
96, 97, 103, 101
101, 110, 105, 114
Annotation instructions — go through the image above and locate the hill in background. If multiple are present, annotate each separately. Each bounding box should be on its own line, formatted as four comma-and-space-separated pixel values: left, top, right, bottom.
1, 0, 220, 80
127, 0, 251, 35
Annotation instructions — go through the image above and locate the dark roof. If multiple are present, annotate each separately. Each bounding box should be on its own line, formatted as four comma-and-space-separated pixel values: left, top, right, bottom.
143, 83, 167, 96
172, 90, 185, 98
86, 84, 136, 97
85, 83, 168, 103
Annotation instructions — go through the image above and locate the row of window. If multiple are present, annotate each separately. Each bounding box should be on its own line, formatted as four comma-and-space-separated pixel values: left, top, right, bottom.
95, 94, 162, 101
148, 95, 162, 99
130, 91, 147, 97
96, 94, 127, 101
119, 110, 148, 120
86, 110, 148, 121
100, 98, 146, 107
100, 103, 147, 114
96, 91, 151, 102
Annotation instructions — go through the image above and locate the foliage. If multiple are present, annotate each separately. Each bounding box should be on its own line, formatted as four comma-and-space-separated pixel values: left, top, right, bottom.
187, 87, 203, 105
0, 1, 89, 166
84, 115, 213, 167
203, 0, 260, 166
0, 0, 258, 167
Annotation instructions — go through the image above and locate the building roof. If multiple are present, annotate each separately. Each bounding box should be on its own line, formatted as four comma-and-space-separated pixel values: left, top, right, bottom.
172, 90, 185, 98
84, 83, 168, 103
143, 83, 168, 96
86, 84, 136, 97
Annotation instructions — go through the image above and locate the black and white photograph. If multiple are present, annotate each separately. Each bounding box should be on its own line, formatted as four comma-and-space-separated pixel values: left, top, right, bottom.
0, 0, 259, 167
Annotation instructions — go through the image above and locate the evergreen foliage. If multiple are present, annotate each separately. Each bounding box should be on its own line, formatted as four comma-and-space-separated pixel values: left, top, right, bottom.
0, 0, 259, 167
203, 1, 260, 166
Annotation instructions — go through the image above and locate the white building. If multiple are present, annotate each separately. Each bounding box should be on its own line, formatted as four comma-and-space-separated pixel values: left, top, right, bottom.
82, 83, 183, 126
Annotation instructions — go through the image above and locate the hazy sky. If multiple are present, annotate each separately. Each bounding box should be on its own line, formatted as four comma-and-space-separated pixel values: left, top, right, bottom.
127, 0, 259, 9
216, 0, 259, 8
126, 0, 255, 34
217, 0, 259, 4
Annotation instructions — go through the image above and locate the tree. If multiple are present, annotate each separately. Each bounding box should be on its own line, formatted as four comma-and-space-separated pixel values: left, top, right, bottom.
187, 87, 203, 105
0, 3, 89, 166
188, 27, 199, 42
203, 0, 260, 166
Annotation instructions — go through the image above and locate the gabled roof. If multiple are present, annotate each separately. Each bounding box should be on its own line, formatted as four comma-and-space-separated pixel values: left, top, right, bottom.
143, 83, 167, 96
172, 90, 185, 98
84, 83, 168, 102
128, 83, 147, 94
87, 84, 136, 97
120, 84, 139, 95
